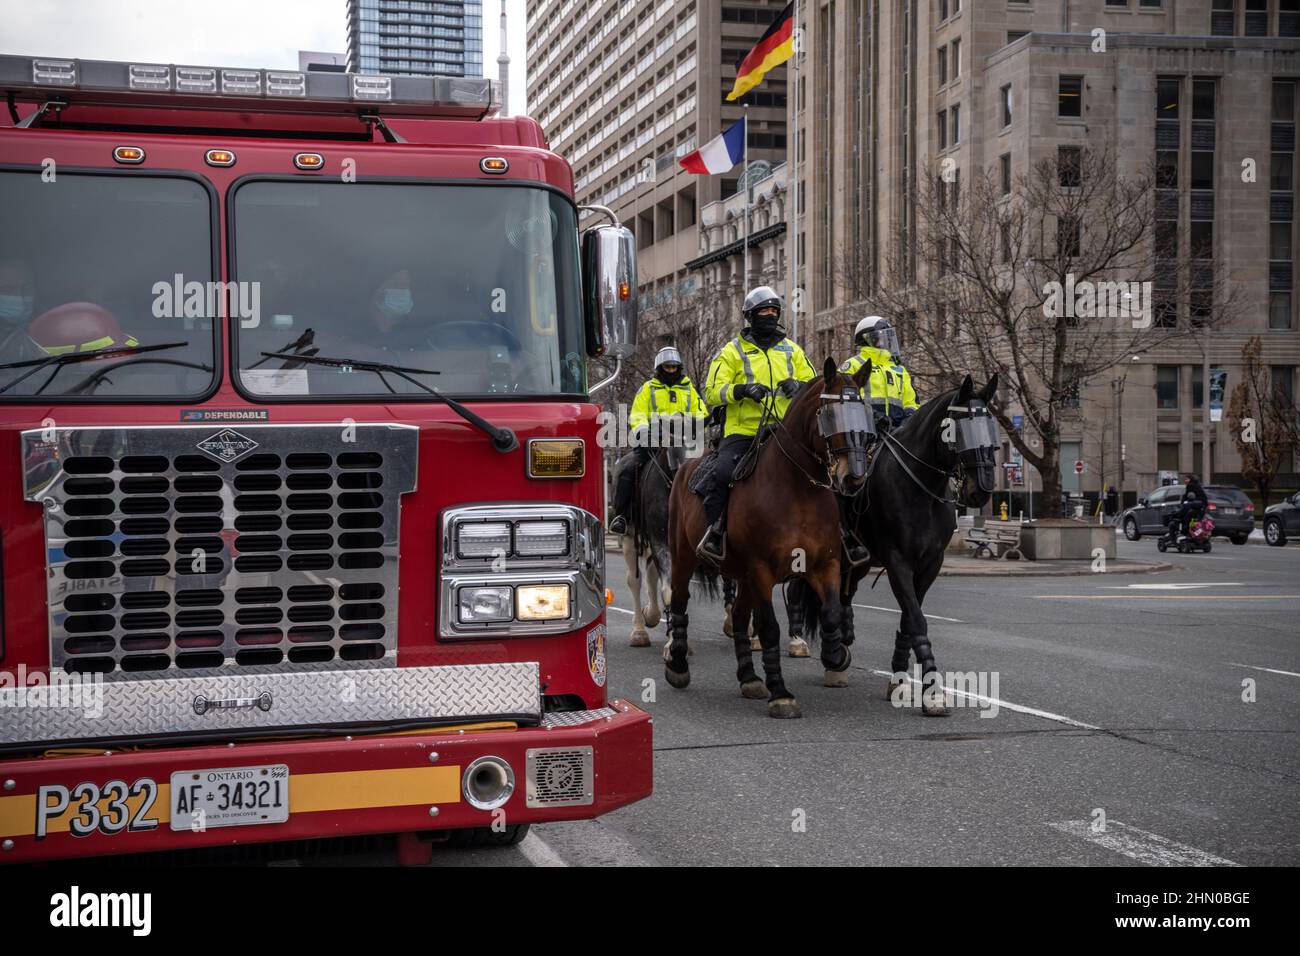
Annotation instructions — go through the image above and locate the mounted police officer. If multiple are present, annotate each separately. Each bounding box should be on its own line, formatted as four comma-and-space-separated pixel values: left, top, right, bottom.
697, 286, 814, 562
608, 345, 706, 536
842, 314, 918, 430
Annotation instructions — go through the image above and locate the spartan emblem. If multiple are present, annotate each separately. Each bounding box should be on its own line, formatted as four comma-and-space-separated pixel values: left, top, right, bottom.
195, 428, 259, 463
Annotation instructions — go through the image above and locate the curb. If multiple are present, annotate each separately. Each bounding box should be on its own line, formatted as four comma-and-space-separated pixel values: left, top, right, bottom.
938, 560, 1175, 577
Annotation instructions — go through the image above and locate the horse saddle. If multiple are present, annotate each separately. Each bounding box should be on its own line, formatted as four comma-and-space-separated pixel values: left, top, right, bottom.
688, 452, 716, 497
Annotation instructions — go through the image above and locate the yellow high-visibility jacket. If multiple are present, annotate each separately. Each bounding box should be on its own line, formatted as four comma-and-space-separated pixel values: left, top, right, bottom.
628, 375, 707, 430
840, 345, 918, 417
705, 333, 816, 437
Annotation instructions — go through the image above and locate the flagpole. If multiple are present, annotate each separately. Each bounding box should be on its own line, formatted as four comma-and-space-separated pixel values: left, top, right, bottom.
743, 104, 750, 290
790, 0, 800, 344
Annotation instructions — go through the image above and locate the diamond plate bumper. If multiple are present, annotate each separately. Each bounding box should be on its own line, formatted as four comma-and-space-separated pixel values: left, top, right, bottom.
0, 662, 541, 752
0, 700, 652, 864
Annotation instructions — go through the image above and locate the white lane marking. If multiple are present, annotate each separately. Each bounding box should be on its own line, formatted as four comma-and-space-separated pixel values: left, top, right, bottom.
517, 831, 569, 867
1226, 662, 1300, 678
854, 603, 964, 624
1046, 820, 1240, 867
608, 605, 633, 615
869, 669, 1100, 730
1101, 583, 1246, 590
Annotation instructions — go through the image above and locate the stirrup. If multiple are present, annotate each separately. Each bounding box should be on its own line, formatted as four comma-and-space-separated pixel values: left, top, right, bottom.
696, 525, 726, 563
608, 514, 628, 535
842, 536, 870, 568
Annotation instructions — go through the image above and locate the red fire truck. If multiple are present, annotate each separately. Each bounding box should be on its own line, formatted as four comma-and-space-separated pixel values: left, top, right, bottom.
0, 54, 650, 863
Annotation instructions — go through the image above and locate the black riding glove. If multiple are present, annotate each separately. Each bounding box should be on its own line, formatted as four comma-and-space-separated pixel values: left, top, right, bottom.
777, 378, 801, 399
735, 383, 771, 403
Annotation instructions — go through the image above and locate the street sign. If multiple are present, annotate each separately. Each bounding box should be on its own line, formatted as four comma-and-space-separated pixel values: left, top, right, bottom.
1074, 460, 1085, 475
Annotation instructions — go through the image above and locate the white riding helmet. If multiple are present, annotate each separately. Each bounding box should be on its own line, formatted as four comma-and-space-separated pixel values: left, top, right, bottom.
854, 314, 900, 356
654, 346, 683, 371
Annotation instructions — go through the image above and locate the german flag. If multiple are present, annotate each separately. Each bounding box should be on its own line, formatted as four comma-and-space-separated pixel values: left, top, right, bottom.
725, 3, 795, 102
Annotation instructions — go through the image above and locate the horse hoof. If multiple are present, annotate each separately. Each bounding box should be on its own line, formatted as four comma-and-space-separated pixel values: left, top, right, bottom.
823, 669, 850, 688
664, 666, 691, 690
768, 698, 802, 719
922, 700, 951, 717
788, 636, 810, 658
643, 607, 661, 629
723, 620, 734, 638
740, 680, 767, 700
629, 631, 650, 648
823, 645, 851, 673
886, 679, 910, 702
749, 635, 762, 652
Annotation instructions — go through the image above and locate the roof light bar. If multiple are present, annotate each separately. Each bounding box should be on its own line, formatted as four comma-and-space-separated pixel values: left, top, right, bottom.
0, 54, 501, 118
32, 58, 76, 86
128, 64, 170, 92
175, 66, 217, 94
351, 75, 391, 101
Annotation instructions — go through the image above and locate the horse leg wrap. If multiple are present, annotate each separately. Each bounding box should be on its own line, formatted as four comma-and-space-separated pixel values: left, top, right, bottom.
911, 633, 937, 675
667, 612, 690, 667
841, 599, 855, 646
891, 630, 911, 675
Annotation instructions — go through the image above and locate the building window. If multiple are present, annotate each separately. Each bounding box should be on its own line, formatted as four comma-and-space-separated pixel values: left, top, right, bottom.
1211, 0, 1235, 36
951, 39, 961, 79
937, 46, 947, 86
1000, 153, 1011, 195
1001, 84, 1012, 128
1244, 0, 1267, 36
1157, 366, 1179, 410
1057, 216, 1081, 257
937, 109, 947, 149
1283, 0, 1300, 37
1271, 293, 1294, 329
951, 104, 961, 145
1157, 442, 1181, 471
1272, 81, 1296, 332
1058, 76, 1083, 118
1058, 147, 1083, 188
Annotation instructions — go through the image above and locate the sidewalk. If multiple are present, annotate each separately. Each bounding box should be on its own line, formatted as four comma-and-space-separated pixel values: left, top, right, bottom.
938, 554, 1173, 576
605, 536, 1173, 575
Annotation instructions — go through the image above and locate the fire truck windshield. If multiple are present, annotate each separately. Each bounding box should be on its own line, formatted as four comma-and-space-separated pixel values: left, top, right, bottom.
232, 180, 586, 399
0, 169, 218, 400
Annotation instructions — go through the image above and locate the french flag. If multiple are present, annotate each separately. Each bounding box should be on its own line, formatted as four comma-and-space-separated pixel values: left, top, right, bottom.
678, 118, 746, 175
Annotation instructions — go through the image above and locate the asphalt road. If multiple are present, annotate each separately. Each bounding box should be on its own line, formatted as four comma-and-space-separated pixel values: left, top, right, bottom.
429, 534, 1300, 867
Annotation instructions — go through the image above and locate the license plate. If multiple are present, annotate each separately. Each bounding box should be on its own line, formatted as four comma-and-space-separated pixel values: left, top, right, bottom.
1220, 508, 1238, 515
170, 764, 289, 832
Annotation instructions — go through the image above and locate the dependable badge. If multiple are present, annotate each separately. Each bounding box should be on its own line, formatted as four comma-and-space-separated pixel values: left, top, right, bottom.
587, 624, 607, 687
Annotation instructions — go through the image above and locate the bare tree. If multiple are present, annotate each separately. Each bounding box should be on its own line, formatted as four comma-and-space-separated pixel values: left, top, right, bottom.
1227, 336, 1300, 508
843, 144, 1235, 517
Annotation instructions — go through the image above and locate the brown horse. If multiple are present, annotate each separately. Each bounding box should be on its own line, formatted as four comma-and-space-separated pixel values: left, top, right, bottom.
665, 358, 873, 718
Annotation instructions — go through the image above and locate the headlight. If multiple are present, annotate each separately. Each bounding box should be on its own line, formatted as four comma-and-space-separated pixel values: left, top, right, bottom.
516, 584, 570, 621
514, 519, 569, 557
457, 586, 513, 623
456, 521, 511, 558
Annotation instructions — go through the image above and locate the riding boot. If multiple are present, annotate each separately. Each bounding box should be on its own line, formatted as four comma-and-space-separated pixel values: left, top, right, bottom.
837, 495, 869, 567
696, 521, 726, 563
609, 463, 638, 534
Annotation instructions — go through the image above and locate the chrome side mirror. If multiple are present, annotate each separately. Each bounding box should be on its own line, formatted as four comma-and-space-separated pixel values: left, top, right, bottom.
581, 220, 638, 360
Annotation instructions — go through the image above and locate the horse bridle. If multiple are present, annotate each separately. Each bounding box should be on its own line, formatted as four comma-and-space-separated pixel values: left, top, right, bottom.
769, 388, 874, 494
881, 398, 1000, 506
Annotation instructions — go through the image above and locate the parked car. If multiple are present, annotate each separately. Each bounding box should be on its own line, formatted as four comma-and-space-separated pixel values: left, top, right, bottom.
1263, 491, 1300, 546
1121, 484, 1255, 545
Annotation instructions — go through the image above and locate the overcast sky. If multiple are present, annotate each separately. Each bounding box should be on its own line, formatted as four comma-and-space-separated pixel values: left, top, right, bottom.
0, 0, 528, 115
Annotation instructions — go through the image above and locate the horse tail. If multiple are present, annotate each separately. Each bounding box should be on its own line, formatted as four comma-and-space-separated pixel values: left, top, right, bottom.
785, 577, 826, 645
693, 565, 721, 601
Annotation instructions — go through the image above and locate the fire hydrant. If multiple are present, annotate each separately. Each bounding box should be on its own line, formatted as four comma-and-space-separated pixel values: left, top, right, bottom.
1000, 501, 1009, 521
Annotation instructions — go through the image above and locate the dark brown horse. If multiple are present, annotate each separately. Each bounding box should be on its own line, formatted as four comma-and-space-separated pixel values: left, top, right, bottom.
665, 358, 873, 718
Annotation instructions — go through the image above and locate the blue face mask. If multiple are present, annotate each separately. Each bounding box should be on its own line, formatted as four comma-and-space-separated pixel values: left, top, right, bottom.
0, 294, 33, 321
380, 288, 413, 317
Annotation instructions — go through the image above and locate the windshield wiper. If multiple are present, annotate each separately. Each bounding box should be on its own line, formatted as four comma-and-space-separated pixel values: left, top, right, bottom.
259, 351, 519, 453
0, 342, 189, 396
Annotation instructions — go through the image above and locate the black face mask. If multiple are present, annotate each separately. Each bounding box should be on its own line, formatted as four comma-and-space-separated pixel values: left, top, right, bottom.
749, 312, 783, 342
658, 369, 683, 386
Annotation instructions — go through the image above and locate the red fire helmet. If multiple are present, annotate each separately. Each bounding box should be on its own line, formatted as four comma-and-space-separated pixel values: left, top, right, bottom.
27, 302, 139, 356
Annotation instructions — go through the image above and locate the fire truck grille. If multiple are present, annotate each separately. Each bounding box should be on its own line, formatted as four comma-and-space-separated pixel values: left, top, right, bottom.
23, 424, 419, 680
525, 746, 594, 808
